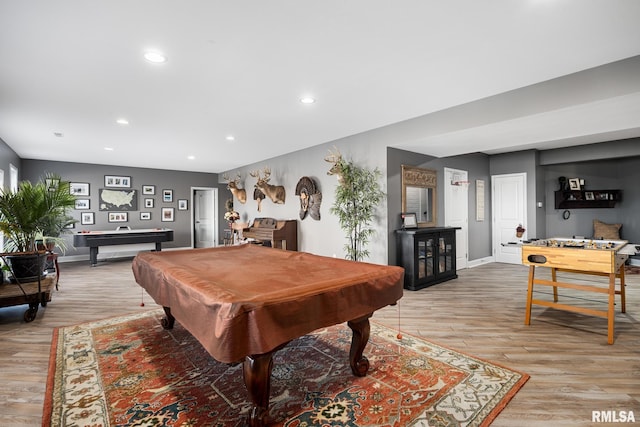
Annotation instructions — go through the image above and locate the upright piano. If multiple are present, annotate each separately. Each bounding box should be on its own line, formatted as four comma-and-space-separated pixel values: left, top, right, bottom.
243, 218, 297, 251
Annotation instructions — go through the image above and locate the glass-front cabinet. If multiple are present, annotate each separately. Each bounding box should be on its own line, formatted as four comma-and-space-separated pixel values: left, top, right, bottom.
396, 227, 459, 290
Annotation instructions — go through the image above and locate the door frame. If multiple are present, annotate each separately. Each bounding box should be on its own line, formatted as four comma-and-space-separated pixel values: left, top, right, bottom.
491, 173, 527, 264
191, 186, 218, 248
444, 167, 469, 269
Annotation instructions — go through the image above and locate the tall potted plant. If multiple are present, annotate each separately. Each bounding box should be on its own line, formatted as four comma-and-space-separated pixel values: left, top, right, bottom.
328, 153, 385, 261
0, 173, 76, 281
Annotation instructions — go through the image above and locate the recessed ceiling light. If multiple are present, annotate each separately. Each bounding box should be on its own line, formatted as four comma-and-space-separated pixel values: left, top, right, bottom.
187, 155, 195, 160
104, 147, 114, 151
116, 118, 129, 125
144, 51, 167, 63
300, 97, 315, 104
226, 135, 235, 141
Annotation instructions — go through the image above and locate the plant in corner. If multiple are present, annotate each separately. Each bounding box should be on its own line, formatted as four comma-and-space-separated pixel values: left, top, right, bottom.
0, 173, 76, 281
328, 152, 385, 261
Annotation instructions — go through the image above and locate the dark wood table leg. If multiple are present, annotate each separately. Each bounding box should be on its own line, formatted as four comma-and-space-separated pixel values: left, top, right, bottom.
243, 351, 274, 427
347, 313, 372, 377
161, 306, 175, 329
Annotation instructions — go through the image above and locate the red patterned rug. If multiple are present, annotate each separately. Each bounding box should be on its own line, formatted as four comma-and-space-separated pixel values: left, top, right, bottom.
43, 310, 528, 426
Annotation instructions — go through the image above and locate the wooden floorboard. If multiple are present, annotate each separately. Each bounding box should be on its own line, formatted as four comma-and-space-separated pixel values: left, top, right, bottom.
0, 258, 638, 426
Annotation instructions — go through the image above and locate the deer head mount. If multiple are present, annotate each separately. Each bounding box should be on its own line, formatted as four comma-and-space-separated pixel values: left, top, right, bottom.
249, 167, 286, 204
324, 146, 345, 184
222, 172, 247, 204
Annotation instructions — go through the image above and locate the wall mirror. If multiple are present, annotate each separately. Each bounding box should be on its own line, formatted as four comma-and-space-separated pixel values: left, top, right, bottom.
401, 165, 437, 227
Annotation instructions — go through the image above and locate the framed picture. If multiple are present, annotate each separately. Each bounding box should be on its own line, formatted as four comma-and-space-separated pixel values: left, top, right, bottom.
75, 199, 90, 210
140, 212, 151, 220
568, 178, 581, 190
163, 189, 173, 203
99, 189, 137, 211
144, 198, 154, 208
104, 175, 131, 188
70, 182, 90, 196
585, 191, 595, 200
401, 212, 418, 229
178, 199, 188, 210
161, 207, 174, 222
142, 185, 155, 195
108, 212, 128, 223
81, 212, 95, 225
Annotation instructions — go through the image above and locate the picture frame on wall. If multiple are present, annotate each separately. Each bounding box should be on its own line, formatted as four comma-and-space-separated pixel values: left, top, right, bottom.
144, 198, 154, 208
75, 199, 90, 210
81, 212, 95, 225
140, 212, 151, 220
104, 175, 131, 188
108, 212, 128, 223
161, 207, 174, 222
163, 189, 173, 203
568, 178, 581, 190
142, 185, 155, 195
70, 182, 90, 196
178, 199, 188, 210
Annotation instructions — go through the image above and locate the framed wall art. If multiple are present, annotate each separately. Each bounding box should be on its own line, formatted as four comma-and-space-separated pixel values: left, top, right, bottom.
144, 198, 154, 208
104, 175, 131, 188
81, 212, 95, 225
178, 199, 188, 210
75, 199, 90, 210
99, 188, 138, 211
142, 185, 155, 195
140, 212, 151, 220
161, 207, 174, 222
163, 189, 173, 203
108, 212, 128, 223
70, 182, 90, 196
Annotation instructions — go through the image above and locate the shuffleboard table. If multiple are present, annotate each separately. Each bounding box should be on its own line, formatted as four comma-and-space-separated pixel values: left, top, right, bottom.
521, 237, 632, 344
132, 244, 404, 427
74, 228, 173, 266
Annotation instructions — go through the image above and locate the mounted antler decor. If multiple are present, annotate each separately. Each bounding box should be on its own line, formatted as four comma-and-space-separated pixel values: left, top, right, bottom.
250, 167, 286, 204
253, 188, 265, 212
222, 172, 247, 204
326, 147, 384, 261
295, 176, 322, 220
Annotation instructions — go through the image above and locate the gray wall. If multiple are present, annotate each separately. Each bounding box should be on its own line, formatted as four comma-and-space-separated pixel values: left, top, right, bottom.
22, 159, 218, 258
0, 137, 21, 186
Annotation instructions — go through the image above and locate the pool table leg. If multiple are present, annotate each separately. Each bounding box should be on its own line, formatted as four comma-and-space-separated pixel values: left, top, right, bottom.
243, 351, 274, 427
160, 306, 175, 329
348, 313, 372, 377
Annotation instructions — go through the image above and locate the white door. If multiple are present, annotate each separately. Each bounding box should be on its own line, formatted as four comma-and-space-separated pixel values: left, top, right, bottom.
492, 173, 527, 264
444, 168, 468, 269
193, 188, 217, 248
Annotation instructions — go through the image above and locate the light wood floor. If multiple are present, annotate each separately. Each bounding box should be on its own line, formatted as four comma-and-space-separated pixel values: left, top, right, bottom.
0, 258, 638, 426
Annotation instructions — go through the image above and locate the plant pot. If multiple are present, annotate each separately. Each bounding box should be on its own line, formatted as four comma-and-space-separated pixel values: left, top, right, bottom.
516, 231, 524, 238
6, 253, 46, 282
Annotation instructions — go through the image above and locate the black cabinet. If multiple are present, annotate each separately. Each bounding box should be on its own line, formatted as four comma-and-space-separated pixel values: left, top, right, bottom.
396, 227, 459, 291
554, 190, 621, 209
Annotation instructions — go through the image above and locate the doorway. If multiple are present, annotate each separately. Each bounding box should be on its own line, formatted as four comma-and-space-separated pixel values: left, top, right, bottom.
492, 173, 527, 264
444, 167, 468, 269
192, 187, 218, 248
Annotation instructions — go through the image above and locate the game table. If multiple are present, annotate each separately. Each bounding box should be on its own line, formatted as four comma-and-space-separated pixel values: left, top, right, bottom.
132, 244, 404, 426
74, 228, 173, 266
521, 237, 632, 344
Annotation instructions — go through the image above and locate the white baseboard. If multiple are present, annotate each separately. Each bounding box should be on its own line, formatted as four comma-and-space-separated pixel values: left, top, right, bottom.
467, 256, 495, 268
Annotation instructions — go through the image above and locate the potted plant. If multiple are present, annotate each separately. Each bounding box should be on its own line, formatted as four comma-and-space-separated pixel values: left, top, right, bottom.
516, 224, 526, 238
0, 173, 76, 281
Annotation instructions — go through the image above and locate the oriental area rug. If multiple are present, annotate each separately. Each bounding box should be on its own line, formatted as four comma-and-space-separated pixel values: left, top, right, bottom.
43, 310, 528, 426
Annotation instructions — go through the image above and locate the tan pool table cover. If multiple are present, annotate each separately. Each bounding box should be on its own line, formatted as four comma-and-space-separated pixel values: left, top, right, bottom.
132, 245, 404, 363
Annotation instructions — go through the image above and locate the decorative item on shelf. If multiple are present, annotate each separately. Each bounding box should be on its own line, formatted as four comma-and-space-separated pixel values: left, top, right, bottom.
516, 224, 526, 238
250, 167, 286, 204
224, 210, 240, 228
222, 172, 247, 204
295, 176, 322, 220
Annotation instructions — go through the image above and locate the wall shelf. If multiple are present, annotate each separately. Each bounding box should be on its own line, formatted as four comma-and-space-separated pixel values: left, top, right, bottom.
554, 190, 621, 209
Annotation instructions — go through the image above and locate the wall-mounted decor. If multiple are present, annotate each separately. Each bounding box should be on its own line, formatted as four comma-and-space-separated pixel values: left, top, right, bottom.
163, 189, 173, 203
568, 178, 581, 190
140, 212, 151, 220
223, 172, 247, 204
81, 212, 95, 225
108, 212, 128, 223
142, 185, 155, 195
99, 189, 137, 211
104, 175, 131, 188
161, 207, 174, 222
178, 199, 188, 210
70, 182, 90, 196
45, 177, 60, 191
295, 176, 322, 220
250, 167, 285, 204
144, 198, 154, 208
401, 165, 437, 227
75, 199, 90, 210
253, 188, 265, 212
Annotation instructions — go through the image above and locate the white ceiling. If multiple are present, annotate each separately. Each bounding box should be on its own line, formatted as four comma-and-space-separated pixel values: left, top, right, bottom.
1, 1, 640, 174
